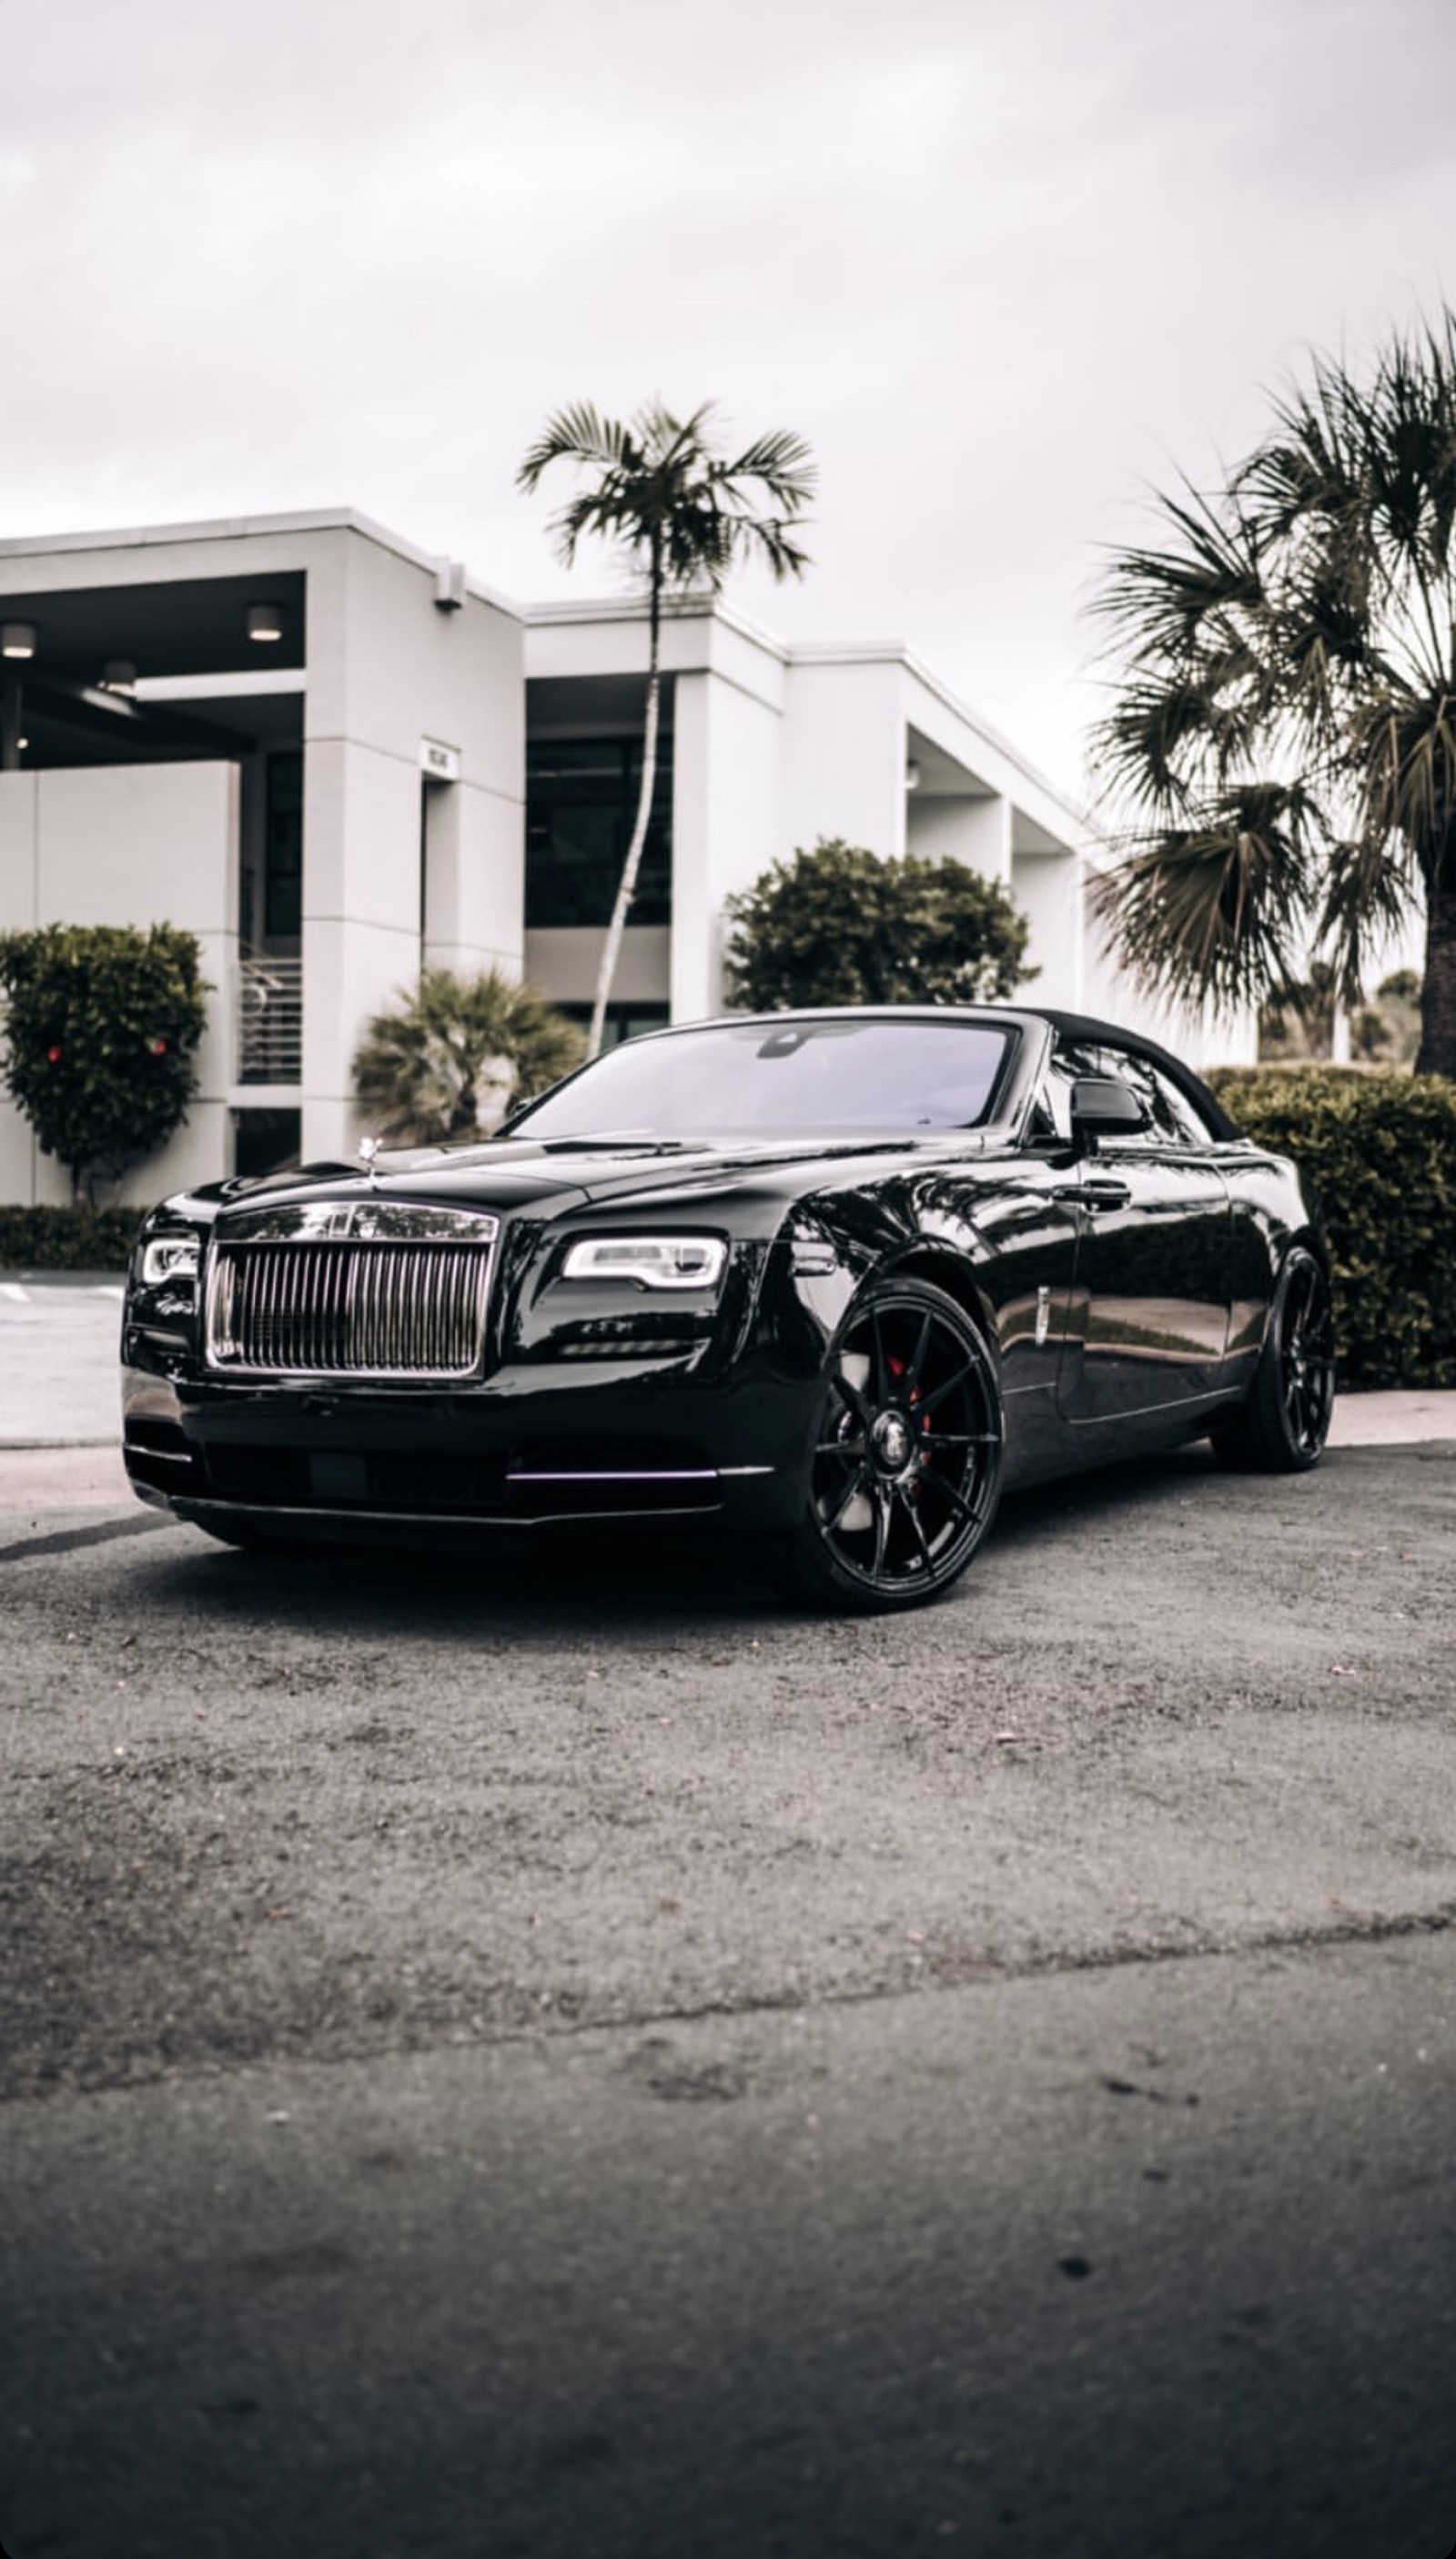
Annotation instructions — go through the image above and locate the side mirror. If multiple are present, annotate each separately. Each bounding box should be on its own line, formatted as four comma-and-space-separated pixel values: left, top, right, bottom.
1070, 1075, 1148, 1142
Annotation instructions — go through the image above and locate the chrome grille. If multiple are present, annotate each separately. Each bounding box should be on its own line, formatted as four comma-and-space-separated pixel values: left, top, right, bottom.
205, 1202, 498, 1379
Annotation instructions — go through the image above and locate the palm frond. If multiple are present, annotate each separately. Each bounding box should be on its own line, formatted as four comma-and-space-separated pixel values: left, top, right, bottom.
516, 403, 635, 493
1089, 781, 1322, 1015
518, 396, 815, 598
1316, 830, 1420, 1006
711, 430, 817, 514
1090, 309, 1456, 1047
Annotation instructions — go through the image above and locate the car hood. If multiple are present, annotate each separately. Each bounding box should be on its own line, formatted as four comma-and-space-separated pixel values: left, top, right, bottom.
180, 1129, 1004, 1229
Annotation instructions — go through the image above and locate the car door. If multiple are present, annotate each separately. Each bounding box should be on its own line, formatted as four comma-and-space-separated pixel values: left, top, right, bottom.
1050, 1040, 1233, 1425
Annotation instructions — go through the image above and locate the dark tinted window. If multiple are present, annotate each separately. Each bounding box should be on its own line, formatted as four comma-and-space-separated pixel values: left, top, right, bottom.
526, 737, 673, 927
511, 1018, 1016, 1138
264, 751, 303, 940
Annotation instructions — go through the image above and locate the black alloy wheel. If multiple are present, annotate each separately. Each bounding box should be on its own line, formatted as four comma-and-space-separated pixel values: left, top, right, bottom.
1212, 1244, 1336, 1473
778, 1276, 1004, 1612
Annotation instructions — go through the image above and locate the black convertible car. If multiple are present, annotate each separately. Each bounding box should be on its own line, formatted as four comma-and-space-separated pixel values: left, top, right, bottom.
122, 1006, 1335, 1612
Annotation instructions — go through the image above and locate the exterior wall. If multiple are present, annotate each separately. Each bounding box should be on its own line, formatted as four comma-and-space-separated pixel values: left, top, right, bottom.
1012, 850, 1083, 1007
906, 792, 1012, 882
670, 669, 784, 1020
523, 925, 671, 1006
0, 760, 238, 1203
780, 658, 906, 861
0, 512, 527, 1184
300, 526, 524, 1160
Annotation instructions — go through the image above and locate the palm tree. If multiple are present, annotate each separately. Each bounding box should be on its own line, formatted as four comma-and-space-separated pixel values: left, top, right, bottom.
352, 967, 583, 1147
518, 400, 814, 1057
1088, 312, 1456, 1077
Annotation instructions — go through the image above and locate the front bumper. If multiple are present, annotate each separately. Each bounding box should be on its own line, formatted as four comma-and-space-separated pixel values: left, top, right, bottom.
121, 1356, 817, 1542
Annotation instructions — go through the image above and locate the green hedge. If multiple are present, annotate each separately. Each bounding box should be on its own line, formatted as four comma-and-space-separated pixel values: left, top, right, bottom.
1207, 1068, 1456, 1389
0, 1205, 147, 1273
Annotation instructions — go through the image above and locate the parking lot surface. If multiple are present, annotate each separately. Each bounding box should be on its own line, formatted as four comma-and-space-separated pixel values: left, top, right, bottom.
2, 1280, 1455, 2557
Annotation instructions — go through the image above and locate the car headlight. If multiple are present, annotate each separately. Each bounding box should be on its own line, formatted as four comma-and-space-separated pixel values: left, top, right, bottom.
137, 1233, 201, 1288
560, 1235, 727, 1291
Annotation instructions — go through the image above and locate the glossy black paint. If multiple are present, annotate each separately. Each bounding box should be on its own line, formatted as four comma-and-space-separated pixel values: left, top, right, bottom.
120, 1006, 1326, 1570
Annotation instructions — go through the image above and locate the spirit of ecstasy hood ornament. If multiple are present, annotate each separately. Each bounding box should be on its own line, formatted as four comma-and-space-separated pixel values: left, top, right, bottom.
358, 1134, 380, 1182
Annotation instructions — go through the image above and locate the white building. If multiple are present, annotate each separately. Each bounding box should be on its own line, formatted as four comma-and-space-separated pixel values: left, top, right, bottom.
0, 506, 1245, 1206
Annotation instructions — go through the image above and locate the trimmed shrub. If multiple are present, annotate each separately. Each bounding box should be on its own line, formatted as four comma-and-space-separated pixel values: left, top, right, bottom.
0, 924, 208, 1203
0, 1204, 147, 1273
1207, 1067, 1456, 1388
723, 839, 1035, 1011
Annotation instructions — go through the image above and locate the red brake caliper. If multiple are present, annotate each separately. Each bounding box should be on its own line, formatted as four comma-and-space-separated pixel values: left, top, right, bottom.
886, 1352, 932, 1497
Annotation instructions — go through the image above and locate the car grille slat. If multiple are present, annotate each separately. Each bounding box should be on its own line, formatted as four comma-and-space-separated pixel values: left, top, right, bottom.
206, 1224, 497, 1379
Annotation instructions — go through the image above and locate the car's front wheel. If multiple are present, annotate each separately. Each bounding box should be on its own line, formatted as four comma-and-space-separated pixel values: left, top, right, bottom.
772, 1276, 1005, 1613
1210, 1243, 1335, 1473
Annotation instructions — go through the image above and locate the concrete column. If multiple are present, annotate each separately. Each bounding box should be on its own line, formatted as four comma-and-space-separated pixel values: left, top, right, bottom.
423, 779, 525, 982
669, 673, 713, 1023
670, 670, 784, 1023
301, 739, 421, 1161
1011, 849, 1082, 1007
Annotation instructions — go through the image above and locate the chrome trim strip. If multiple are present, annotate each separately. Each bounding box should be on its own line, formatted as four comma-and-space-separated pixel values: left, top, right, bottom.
167, 1496, 726, 1531
506, 1468, 719, 1483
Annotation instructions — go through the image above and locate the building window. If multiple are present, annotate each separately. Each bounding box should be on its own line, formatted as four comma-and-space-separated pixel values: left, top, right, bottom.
233, 1107, 301, 1180
526, 736, 672, 929
557, 1001, 671, 1052
265, 750, 304, 941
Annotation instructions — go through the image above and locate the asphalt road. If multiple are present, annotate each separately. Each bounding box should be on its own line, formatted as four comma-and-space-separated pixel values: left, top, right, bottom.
3, 1398, 1456, 2556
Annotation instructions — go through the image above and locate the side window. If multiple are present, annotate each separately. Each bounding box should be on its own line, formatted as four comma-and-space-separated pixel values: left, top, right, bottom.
1096, 1046, 1216, 1148
1028, 1038, 1106, 1147
1024, 1037, 1098, 1145
1150, 1064, 1219, 1146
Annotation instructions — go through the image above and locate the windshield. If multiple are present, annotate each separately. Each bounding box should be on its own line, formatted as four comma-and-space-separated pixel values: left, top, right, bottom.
510, 1018, 1016, 1140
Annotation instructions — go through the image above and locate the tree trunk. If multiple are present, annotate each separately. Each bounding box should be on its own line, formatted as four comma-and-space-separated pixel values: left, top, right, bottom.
1415, 883, 1456, 1077
587, 565, 662, 1063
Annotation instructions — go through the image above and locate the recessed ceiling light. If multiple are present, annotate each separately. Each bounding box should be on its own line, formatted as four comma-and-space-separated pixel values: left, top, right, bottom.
1, 622, 37, 660
100, 660, 137, 693
246, 602, 284, 643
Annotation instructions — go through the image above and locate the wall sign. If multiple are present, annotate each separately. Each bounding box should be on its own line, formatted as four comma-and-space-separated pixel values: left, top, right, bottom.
420, 737, 460, 782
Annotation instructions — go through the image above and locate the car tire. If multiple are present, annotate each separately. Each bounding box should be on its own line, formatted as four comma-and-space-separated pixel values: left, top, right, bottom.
770, 1275, 1005, 1613
1210, 1244, 1335, 1473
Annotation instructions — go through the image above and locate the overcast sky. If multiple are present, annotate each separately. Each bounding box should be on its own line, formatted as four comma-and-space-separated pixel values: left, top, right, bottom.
2, 0, 1452, 802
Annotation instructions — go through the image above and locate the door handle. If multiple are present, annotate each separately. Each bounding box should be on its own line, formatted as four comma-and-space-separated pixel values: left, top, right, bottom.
1051, 1180, 1132, 1211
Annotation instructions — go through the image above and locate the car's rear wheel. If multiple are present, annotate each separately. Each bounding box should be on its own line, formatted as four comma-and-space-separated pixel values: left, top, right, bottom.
772, 1276, 1004, 1613
1210, 1244, 1335, 1473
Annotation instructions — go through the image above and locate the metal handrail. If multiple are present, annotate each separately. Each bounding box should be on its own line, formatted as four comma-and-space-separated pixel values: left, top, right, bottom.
238, 955, 302, 1084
